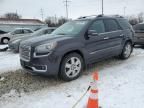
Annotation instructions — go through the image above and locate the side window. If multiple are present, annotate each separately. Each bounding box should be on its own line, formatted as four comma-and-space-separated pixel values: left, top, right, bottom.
133, 24, 144, 33
14, 30, 23, 34
104, 19, 121, 32
118, 19, 131, 29
135, 24, 144, 31
139, 25, 144, 31
44, 30, 49, 34
24, 29, 33, 34
47, 29, 54, 34
89, 20, 105, 33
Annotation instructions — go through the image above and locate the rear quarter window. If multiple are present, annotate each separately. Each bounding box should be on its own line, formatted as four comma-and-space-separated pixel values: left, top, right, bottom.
104, 19, 121, 32
118, 18, 132, 30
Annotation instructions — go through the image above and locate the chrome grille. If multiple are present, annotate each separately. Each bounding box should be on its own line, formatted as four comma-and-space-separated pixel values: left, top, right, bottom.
20, 45, 31, 61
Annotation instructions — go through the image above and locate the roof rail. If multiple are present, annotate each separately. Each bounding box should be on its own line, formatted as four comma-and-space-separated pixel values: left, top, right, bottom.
78, 14, 124, 19
97, 14, 104, 17
78, 15, 97, 19
97, 14, 124, 18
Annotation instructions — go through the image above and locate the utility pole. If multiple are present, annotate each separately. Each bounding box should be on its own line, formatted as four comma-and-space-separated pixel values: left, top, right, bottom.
40, 8, 44, 21
124, 6, 126, 16
102, 0, 104, 15
63, 0, 71, 19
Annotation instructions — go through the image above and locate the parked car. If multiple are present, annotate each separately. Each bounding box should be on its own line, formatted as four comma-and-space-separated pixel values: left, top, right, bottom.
20, 15, 134, 81
0, 28, 33, 44
133, 23, 144, 45
8, 27, 56, 52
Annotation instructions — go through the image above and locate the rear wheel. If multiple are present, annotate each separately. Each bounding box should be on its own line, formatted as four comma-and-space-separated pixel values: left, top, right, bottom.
60, 53, 84, 81
1, 38, 9, 44
119, 41, 133, 59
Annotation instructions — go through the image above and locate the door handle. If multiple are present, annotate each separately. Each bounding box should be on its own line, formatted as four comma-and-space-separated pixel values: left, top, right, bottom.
104, 37, 109, 40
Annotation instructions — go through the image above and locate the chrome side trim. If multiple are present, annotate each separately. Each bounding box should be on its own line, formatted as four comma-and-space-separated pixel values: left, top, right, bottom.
99, 30, 123, 35
90, 45, 120, 55
20, 57, 30, 62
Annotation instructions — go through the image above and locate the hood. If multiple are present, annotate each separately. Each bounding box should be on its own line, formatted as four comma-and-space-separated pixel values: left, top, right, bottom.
21, 34, 73, 47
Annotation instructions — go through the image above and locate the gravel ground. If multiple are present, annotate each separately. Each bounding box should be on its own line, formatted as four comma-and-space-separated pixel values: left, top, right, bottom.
0, 70, 62, 97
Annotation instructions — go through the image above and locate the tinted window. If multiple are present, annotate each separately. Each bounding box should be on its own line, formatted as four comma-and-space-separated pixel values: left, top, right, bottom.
24, 29, 33, 34
0, 30, 6, 34
118, 19, 131, 29
44, 29, 50, 34
133, 24, 144, 31
14, 30, 23, 34
46, 29, 55, 34
104, 19, 121, 32
89, 20, 105, 33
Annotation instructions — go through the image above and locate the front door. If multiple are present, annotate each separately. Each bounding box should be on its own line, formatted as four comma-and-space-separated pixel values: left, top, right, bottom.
85, 19, 112, 62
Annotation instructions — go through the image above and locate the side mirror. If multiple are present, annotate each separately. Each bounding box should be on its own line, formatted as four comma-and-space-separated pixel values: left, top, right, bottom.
88, 30, 99, 37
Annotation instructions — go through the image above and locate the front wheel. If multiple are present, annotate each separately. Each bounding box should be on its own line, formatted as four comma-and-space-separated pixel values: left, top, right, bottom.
59, 53, 84, 81
119, 42, 133, 59
1, 38, 9, 44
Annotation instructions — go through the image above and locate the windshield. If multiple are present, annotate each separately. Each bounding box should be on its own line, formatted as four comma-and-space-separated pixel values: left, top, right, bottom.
52, 20, 88, 35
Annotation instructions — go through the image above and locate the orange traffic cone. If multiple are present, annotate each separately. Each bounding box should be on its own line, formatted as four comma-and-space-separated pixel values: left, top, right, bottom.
87, 72, 99, 108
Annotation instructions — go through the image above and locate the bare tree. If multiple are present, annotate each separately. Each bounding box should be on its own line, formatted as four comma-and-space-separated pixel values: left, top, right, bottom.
2, 12, 22, 20
57, 17, 68, 26
128, 16, 139, 25
128, 12, 144, 25
45, 16, 68, 27
45, 17, 56, 27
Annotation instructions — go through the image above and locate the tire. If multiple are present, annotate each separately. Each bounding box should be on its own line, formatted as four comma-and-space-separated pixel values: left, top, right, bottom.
1, 38, 9, 44
119, 41, 133, 59
59, 53, 84, 81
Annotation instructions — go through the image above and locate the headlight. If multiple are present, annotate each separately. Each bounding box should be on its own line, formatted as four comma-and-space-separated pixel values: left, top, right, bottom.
35, 42, 57, 56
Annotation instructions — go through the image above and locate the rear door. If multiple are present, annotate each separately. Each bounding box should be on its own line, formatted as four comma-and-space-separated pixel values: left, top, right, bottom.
102, 19, 124, 55
85, 19, 116, 62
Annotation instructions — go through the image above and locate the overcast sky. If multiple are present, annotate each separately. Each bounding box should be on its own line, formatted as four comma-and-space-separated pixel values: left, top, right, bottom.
0, 0, 143, 20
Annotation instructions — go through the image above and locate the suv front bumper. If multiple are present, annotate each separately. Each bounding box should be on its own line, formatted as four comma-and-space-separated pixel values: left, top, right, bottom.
20, 54, 61, 76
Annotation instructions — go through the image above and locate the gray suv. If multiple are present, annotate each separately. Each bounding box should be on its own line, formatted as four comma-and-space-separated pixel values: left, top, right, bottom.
133, 23, 144, 45
20, 15, 134, 81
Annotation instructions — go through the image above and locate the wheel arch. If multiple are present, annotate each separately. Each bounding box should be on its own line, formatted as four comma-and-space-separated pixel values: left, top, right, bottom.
58, 49, 86, 76
1, 37, 10, 43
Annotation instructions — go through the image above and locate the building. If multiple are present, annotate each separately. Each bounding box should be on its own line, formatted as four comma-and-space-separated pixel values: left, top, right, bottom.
0, 18, 47, 33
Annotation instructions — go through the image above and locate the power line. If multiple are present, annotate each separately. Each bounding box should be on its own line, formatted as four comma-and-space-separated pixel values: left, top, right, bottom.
63, 0, 71, 19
